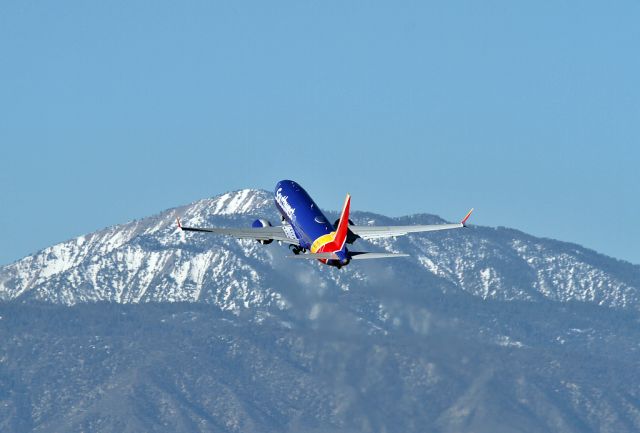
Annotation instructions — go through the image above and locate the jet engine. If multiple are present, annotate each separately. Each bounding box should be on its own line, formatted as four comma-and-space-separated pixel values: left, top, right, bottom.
333, 218, 359, 244
252, 218, 273, 244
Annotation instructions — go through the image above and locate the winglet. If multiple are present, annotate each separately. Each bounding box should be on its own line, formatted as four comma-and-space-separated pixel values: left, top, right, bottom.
176, 217, 182, 230
461, 208, 474, 227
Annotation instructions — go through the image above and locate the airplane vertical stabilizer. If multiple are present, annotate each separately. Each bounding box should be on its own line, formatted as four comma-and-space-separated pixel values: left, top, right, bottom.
310, 194, 351, 253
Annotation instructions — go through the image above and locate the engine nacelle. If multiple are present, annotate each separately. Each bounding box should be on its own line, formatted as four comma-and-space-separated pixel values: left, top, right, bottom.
333, 218, 359, 244
252, 218, 273, 244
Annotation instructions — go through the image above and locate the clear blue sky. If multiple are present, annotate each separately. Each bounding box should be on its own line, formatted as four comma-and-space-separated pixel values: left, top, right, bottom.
1, 1, 638, 265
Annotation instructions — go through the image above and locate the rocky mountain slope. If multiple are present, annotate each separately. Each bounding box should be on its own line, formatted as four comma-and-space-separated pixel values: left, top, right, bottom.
0, 189, 639, 433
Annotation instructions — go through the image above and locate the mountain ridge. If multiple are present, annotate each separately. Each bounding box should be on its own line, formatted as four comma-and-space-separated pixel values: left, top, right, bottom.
1, 189, 638, 312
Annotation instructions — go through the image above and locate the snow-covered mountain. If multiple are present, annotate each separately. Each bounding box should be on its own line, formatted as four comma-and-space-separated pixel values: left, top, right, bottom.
1, 189, 638, 312
1, 189, 639, 433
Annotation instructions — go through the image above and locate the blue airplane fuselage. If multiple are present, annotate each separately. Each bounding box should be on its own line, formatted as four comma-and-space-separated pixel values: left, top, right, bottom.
274, 180, 349, 266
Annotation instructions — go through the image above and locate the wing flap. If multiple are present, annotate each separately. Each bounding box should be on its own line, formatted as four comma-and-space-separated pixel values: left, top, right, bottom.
177, 218, 300, 246
349, 223, 463, 240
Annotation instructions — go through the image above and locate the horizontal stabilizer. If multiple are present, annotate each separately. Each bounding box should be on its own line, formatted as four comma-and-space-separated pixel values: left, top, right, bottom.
349, 252, 409, 260
286, 252, 339, 260
288, 252, 409, 260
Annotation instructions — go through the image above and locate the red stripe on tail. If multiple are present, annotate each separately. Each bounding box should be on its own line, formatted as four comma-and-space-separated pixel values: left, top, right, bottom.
333, 194, 351, 250
317, 194, 351, 253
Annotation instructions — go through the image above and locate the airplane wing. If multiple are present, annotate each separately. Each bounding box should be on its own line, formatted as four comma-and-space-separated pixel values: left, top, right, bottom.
349, 208, 473, 240
177, 218, 300, 246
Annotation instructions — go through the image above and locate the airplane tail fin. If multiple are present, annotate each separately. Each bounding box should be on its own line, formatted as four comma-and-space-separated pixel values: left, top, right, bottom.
332, 193, 351, 250
313, 193, 351, 253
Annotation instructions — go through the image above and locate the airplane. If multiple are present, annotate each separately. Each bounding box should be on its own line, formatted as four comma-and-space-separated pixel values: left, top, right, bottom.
177, 179, 473, 268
